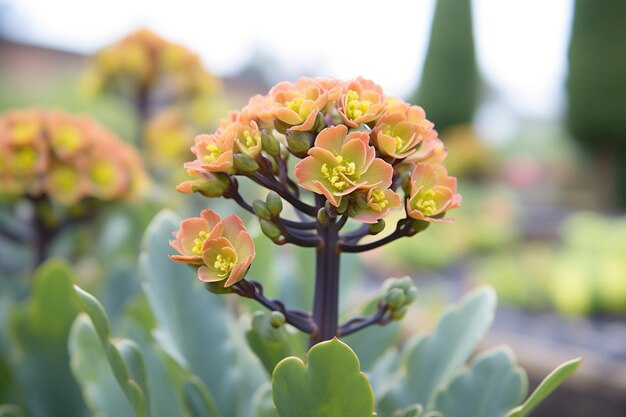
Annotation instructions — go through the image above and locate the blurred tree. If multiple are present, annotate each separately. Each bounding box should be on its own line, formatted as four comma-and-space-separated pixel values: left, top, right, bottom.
567, 0, 626, 207
411, 0, 480, 133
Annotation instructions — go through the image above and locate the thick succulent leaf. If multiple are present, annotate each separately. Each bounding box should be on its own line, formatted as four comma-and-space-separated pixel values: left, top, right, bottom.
69, 315, 136, 417
73, 286, 148, 417
272, 338, 376, 417
379, 287, 496, 415
251, 384, 279, 417
0, 404, 25, 417
246, 311, 303, 375
116, 298, 218, 417
432, 347, 527, 417
140, 210, 264, 417
505, 357, 582, 417
8, 260, 85, 417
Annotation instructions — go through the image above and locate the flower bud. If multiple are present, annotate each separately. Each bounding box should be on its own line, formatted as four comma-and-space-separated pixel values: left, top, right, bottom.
355, 193, 369, 210
260, 219, 282, 240
176, 174, 230, 198
391, 306, 408, 320
252, 200, 270, 218
325, 201, 338, 219
411, 219, 430, 233
405, 286, 418, 304
233, 153, 260, 174
313, 111, 327, 132
205, 281, 235, 295
286, 130, 311, 155
265, 191, 283, 216
274, 119, 291, 134
385, 288, 406, 310
368, 219, 386, 235
337, 196, 349, 214
261, 130, 280, 156
270, 311, 286, 328
317, 207, 328, 225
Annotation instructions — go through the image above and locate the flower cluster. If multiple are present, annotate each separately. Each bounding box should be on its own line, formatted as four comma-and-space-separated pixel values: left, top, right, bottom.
82, 28, 220, 101
0, 109, 148, 205
180, 76, 461, 224
170, 209, 255, 287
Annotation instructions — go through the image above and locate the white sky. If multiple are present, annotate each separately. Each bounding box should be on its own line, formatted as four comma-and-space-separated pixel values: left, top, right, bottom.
3, 0, 573, 119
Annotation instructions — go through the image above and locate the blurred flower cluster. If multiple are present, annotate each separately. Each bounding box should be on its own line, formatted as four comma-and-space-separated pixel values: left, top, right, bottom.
0, 108, 148, 205
180, 76, 461, 226
82, 28, 220, 102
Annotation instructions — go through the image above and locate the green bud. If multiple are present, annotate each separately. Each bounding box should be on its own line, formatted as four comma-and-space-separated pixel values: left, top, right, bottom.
368, 219, 386, 235
274, 119, 291, 134
391, 306, 408, 320
190, 174, 230, 198
325, 201, 338, 219
252, 200, 270, 218
286, 130, 311, 155
405, 286, 418, 304
261, 130, 280, 156
388, 276, 413, 292
355, 193, 368, 210
313, 111, 327, 131
385, 288, 406, 310
337, 196, 349, 214
347, 203, 359, 218
205, 281, 234, 295
265, 191, 283, 216
412, 220, 431, 233
260, 219, 282, 240
317, 207, 328, 225
269, 311, 286, 328
233, 153, 260, 174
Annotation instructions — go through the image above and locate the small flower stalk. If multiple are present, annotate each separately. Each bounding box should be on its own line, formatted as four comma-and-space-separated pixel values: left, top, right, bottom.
170, 76, 461, 344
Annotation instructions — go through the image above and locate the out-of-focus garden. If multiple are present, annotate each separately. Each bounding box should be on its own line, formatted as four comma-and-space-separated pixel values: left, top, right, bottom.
0, 0, 625, 416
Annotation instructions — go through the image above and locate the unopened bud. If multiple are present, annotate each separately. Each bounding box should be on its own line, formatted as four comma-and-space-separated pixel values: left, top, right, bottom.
355, 193, 368, 210
368, 219, 386, 235
337, 196, 349, 214
176, 174, 230, 198
274, 119, 291, 134
261, 130, 280, 156
405, 286, 418, 304
412, 220, 430, 233
391, 306, 408, 320
266, 191, 283, 216
286, 130, 311, 155
313, 111, 327, 132
385, 288, 406, 310
325, 201, 338, 219
269, 311, 286, 328
317, 207, 328, 225
260, 219, 282, 240
390, 276, 414, 292
252, 200, 270, 218
233, 153, 259, 174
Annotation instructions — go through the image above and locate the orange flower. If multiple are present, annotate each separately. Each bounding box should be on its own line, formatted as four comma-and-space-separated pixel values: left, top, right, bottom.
352, 187, 402, 224
185, 131, 235, 174
406, 163, 461, 222
336, 77, 385, 127
294, 125, 393, 207
270, 77, 328, 131
371, 105, 435, 159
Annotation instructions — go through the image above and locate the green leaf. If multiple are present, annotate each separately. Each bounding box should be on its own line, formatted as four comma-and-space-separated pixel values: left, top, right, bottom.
432, 347, 527, 417
379, 287, 496, 415
72, 286, 149, 417
140, 210, 264, 417
69, 314, 136, 417
505, 357, 582, 417
246, 311, 303, 375
182, 375, 220, 417
9, 259, 86, 417
0, 404, 26, 417
251, 384, 279, 417
272, 338, 375, 417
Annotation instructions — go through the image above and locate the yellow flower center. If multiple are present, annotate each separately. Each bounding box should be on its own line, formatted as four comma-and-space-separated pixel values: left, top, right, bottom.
10, 123, 37, 144
285, 96, 308, 120
14, 148, 37, 172
91, 161, 116, 186
53, 125, 82, 154
369, 189, 388, 212
214, 254, 235, 277
50, 166, 78, 193
383, 126, 405, 151
413, 188, 438, 216
192, 230, 209, 255
345, 90, 371, 120
204, 144, 222, 162
242, 130, 260, 148
321, 155, 358, 191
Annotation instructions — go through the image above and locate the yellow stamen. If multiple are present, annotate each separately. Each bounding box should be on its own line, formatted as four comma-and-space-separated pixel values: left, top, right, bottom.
51, 166, 78, 193
321, 156, 358, 191
14, 148, 37, 172
345, 90, 371, 121
413, 188, 438, 216
242, 130, 259, 148
191, 230, 209, 255
214, 254, 235, 277
369, 189, 388, 212
383, 126, 405, 151
285, 96, 308, 120
10, 123, 38, 144
53, 125, 82, 153
204, 144, 221, 162
91, 161, 116, 186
